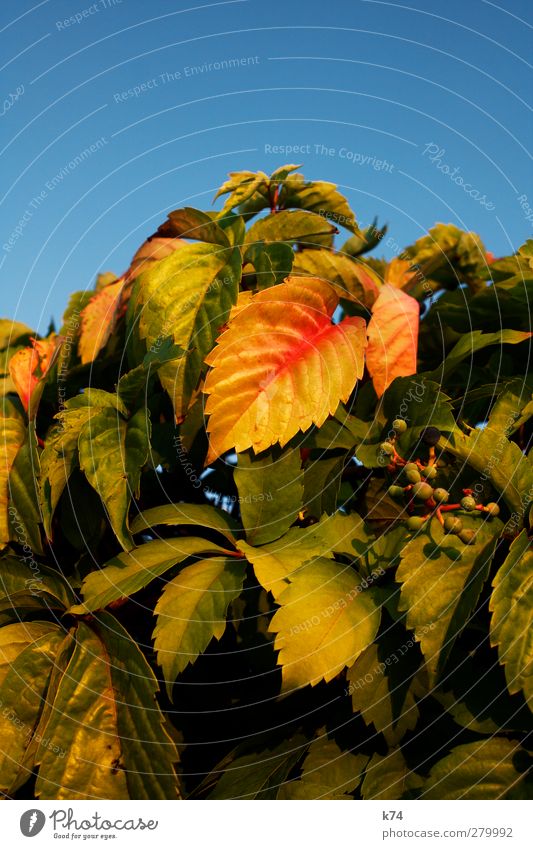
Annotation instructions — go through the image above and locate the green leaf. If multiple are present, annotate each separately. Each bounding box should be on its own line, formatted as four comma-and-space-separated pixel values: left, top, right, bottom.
0, 319, 34, 351
0, 626, 65, 793
362, 748, 423, 800
424, 738, 531, 799
270, 557, 381, 690
0, 413, 26, 548
241, 511, 372, 599
208, 735, 307, 799
70, 536, 233, 613
0, 554, 75, 610
78, 407, 151, 550
163, 207, 230, 246
130, 501, 239, 543
302, 452, 347, 518
243, 241, 294, 288
117, 337, 185, 409
383, 377, 457, 449
279, 735, 367, 799
131, 241, 241, 419
214, 169, 269, 216
347, 643, 419, 746
292, 249, 380, 307
8, 426, 42, 554
396, 516, 502, 687
0, 621, 60, 687
234, 446, 303, 545
245, 210, 337, 247
93, 612, 181, 799
438, 427, 533, 524
279, 173, 359, 234
153, 556, 246, 695
489, 530, 533, 711
35, 622, 129, 800
425, 329, 532, 382
40, 406, 99, 539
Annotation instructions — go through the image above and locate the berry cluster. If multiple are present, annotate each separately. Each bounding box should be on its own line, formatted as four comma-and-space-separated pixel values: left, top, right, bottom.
382, 420, 500, 544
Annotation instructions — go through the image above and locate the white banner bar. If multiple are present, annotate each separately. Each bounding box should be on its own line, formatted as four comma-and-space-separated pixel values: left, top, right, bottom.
2, 799, 531, 848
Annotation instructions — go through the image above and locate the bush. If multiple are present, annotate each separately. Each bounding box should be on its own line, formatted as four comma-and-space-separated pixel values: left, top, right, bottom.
0, 164, 532, 800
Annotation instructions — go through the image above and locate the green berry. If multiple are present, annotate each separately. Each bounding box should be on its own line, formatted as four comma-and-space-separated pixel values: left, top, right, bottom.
405, 468, 421, 484
433, 487, 449, 504
458, 529, 476, 545
460, 496, 476, 512
407, 515, 425, 531
392, 418, 407, 434
404, 462, 418, 473
388, 485, 405, 499
421, 464, 438, 480
381, 441, 395, 456
412, 481, 434, 501
443, 516, 463, 534
486, 502, 500, 517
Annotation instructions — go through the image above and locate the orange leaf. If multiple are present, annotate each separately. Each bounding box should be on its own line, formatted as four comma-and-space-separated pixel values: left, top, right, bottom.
9, 337, 57, 412
385, 257, 416, 290
365, 284, 419, 398
203, 277, 367, 462
78, 278, 125, 365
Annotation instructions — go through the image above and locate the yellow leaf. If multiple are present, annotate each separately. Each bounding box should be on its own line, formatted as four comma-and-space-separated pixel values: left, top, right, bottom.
204, 277, 367, 461
270, 557, 380, 691
8, 337, 58, 412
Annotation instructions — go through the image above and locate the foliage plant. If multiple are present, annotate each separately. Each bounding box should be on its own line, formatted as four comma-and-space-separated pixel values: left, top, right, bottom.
0, 164, 532, 801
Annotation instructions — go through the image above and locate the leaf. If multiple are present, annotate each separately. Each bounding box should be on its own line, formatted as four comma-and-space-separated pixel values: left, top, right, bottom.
362, 748, 423, 800
162, 207, 230, 246
423, 738, 531, 799
0, 414, 26, 548
78, 407, 151, 550
0, 319, 34, 350
35, 622, 129, 800
241, 511, 373, 599
425, 329, 532, 383
243, 241, 294, 289
78, 278, 125, 365
279, 735, 367, 799
207, 735, 307, 799
279, 173, 359, 234
8, 426, 43, 554
438, 427, 533, 523
153, 556, 246, 694
130, 502, 239, 543
70, 536, 232, 613
214, 169, 269, 216
234, 446, 303, 545
93, 612, 181, 799
131, 241, 241, 420
204, 278, 367, 461
302, 451, 347, 518
489, 530, 533, 711
293, 249, 380, 307
270, 557, 381, 690
396, 516, 502, 687
0, 555, 75, 611
366, 284, 419, 398
347, 643, 419, 746
0, 626, 65, 793
245, 210, 337, 247
8, 336, 60, 415
0, 621, 60, 687
116, 337, 185, 408
383, 377, 457, 451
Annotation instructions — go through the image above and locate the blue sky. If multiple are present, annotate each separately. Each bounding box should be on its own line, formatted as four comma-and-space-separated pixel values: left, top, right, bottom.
1, 0, 531, 332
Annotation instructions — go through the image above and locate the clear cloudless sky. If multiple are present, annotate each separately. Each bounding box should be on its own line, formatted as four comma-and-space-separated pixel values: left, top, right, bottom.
1, 0, 532, 332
